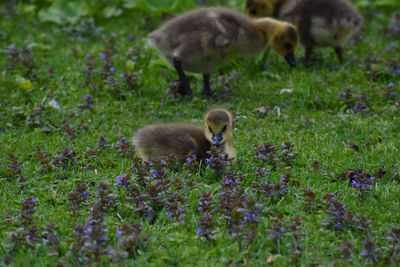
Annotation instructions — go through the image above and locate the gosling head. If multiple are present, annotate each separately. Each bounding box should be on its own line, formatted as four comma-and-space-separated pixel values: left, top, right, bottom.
255, 18, 299, 67
246, 0, 282, 17
204, 108, 233, 148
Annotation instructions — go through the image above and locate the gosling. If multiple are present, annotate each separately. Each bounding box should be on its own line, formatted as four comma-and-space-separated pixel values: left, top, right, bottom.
245, 0, 363, 64
132, 108, 236, 163
148, 7, 298, 96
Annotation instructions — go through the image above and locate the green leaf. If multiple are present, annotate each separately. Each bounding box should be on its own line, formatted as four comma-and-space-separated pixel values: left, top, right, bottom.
103, 5, 122, 18
150, 58, 173, 70
376, 0, 400, 8
123, 0, 196, 15
38, 0, 89, 25
16, 4, 37, 15
123, 0, 141, 9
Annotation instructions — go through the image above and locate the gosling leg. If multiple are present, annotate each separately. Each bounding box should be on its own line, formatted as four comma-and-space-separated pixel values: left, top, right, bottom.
202, 73, 212, 96
173, 57, 192, 96
334, 47, 343, 63
304, 46, 313, 66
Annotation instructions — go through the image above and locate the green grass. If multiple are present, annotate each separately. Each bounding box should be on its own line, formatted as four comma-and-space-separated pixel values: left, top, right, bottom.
1, 1, 400, 266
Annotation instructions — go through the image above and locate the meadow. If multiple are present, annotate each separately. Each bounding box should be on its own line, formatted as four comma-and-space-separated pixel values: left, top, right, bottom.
0, 0, 400, 265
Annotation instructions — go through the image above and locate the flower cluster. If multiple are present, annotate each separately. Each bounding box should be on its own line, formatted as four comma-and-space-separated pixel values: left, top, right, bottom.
26, 103, 45, 128
100, 39, 116, 79
266, 214, 303, 240
252, 172, 298, 202
382, 82, 396, 100
337, 87, 369, 113
216, 71, 243, 97
166, 80, 183, 101
205, 147, 230, 173
82, 37, 142, 98
361, 239, 380, 263
83, 52, 97, 86
32, 146, 53, 173
68, 183, 89, 217
78, 94, 94, 110
380, 24, 400, 39
302, 188, 316, 212
254, 141, 278, 168
51, 148, 78, 170
42, 223, 61, 256
70, 215, 109, 263
363, 54, 399, 80
337, 87, 354, 107
69, 182, 116, 263
116, 174, 131, 189
196, 191, 215, 239
338, 240, 355, 260
61, 119, 79, 139
120, 159, 190, 223
340, 167, 386, 198
8, 198, 40, 246
114, 136, 135, 158
279, 142, 298, 168
322, 193, 372, 231
5, 44, 36, 78
115, 223, 148, 258
183, 153, 199, 173
265, 215, 305, 262
218, 171, 262, 245
121, 71, 141, 90
386, 228, 400, 263
6, 153, 23, 179
255, 141, 297, 170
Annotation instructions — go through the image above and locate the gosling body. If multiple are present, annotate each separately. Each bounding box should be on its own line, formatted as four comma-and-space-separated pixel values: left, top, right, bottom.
133, 124, 210, 162
132, 108, 236, 163
148, 7, 298, 95
246, 0, 363, 63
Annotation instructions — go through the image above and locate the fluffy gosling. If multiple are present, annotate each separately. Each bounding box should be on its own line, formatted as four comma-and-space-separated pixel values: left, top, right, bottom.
245, 0, 363, 64
132, 108, 236, 163
148, 7, 298, 96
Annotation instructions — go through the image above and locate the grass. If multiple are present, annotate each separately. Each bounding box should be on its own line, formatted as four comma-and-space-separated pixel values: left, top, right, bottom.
1, 1, 400, 266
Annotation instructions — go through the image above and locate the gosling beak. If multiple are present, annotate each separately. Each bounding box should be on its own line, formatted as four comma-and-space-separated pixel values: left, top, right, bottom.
284, 52, 296, 67
211, 134, 223, 147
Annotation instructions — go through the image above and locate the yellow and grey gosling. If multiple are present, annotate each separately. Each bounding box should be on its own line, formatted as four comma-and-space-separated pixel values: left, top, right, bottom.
246, 0, 363, 63
148, 7, 298, 96
132, 108, 236, 163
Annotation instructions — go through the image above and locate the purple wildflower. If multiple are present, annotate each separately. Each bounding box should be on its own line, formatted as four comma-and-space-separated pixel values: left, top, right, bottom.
117, 230, 122, 239
280, 187, 287, 195
361, 250, 368, 256
197, 227, 203, 235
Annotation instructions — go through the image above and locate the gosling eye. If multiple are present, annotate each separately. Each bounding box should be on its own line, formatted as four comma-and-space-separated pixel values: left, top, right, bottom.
208, 125, 213, 133
250, 8, 256, 16
284, 42, 292, 50
221, 125, 227, 133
